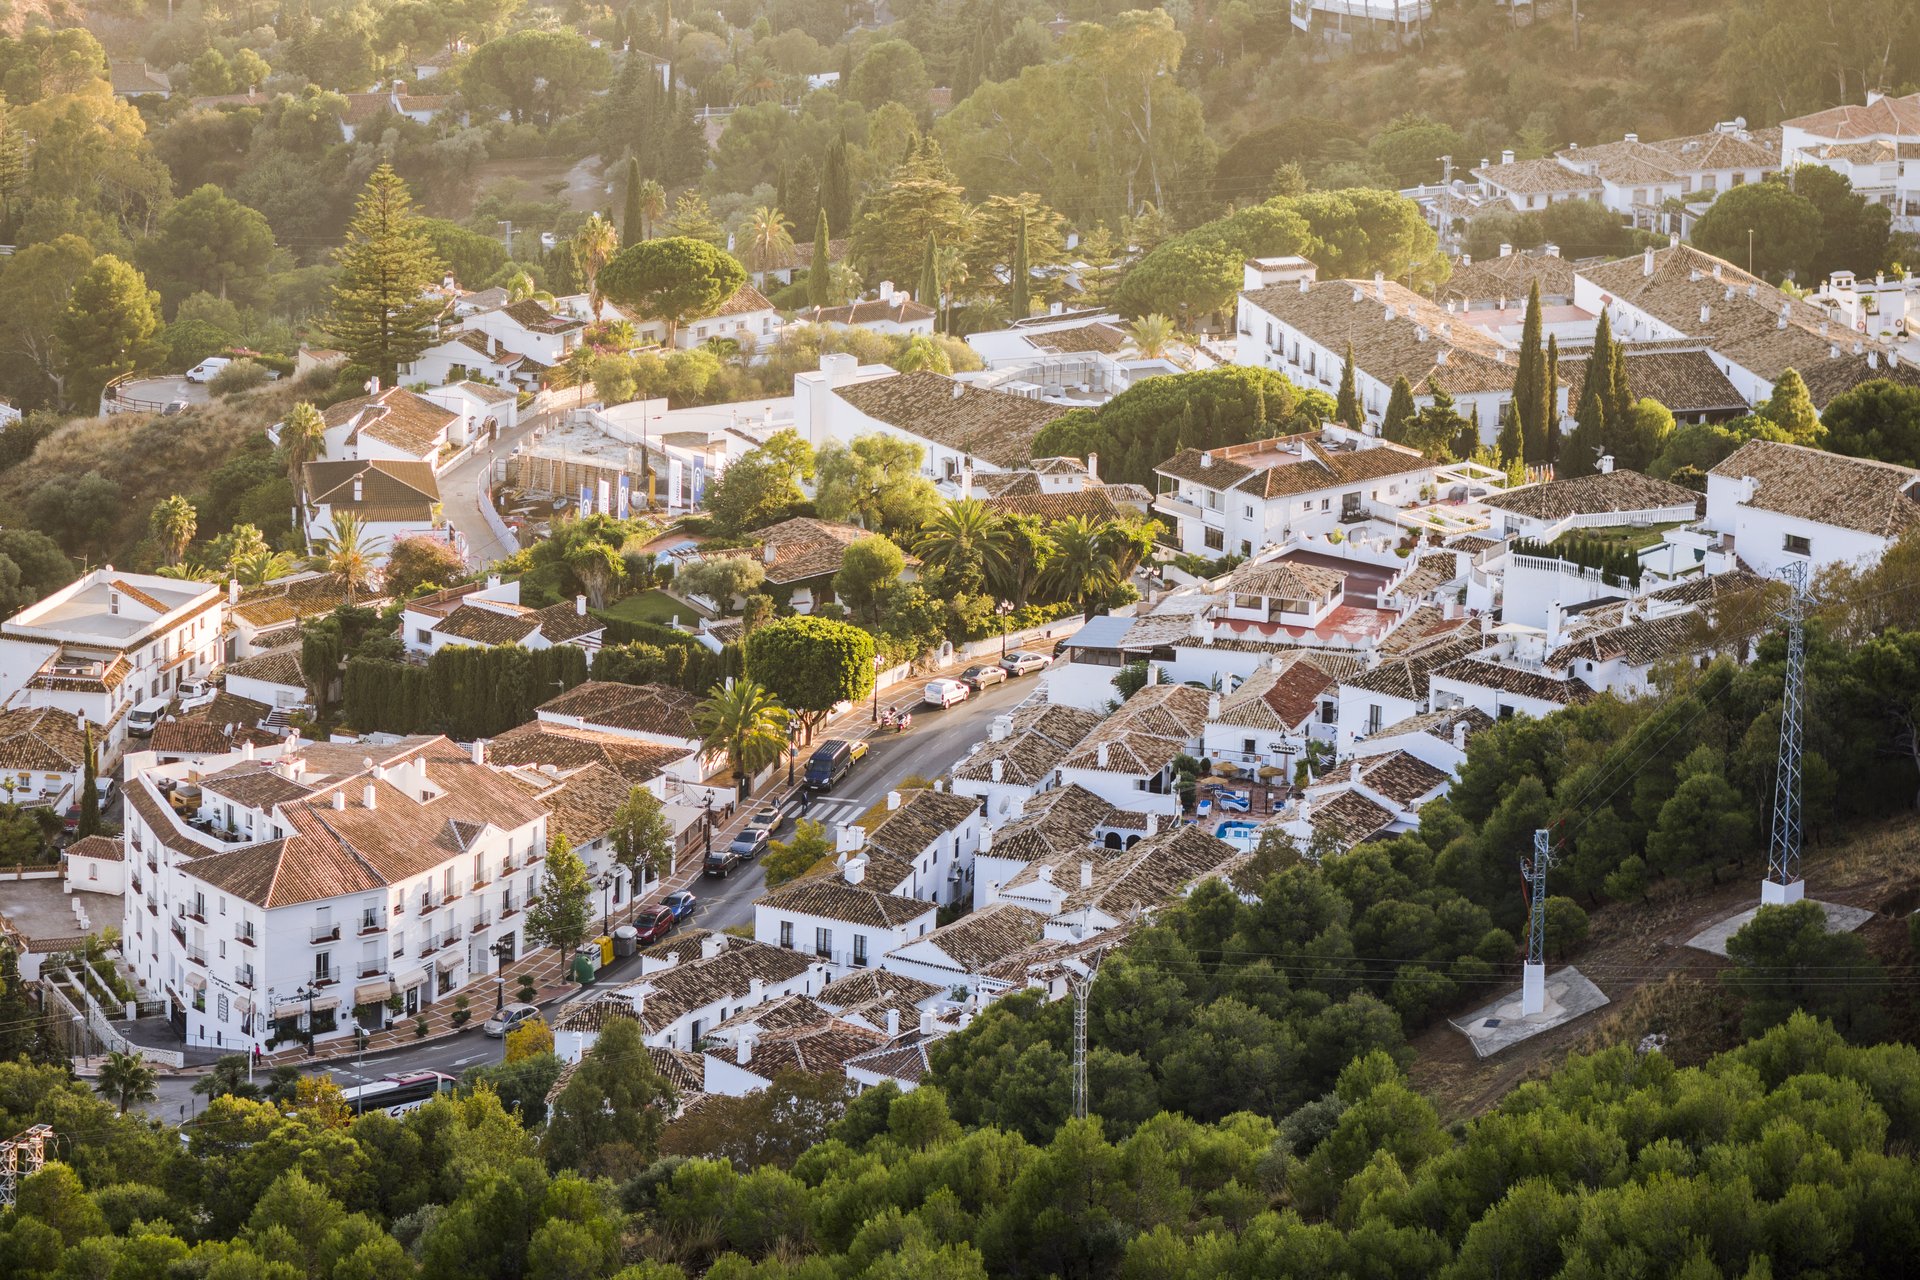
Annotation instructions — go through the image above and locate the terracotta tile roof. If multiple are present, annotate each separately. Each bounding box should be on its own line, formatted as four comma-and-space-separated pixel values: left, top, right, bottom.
108, 61, 171, 94
626, 938, 818, 1032
973, 471, 1044, 498
817, 968, 942, 1024
844, 1036, 934, 1084
553, 996, 640, 1033
1782, 92, 1920, 140
1156, 430, 1432, 498
1223, 558, 1346, 601
489, 722, 688, 786
0, 707, 89, 771
1482, 469, 1702, 522
904, 901, 1045, 972
868, 788, 979, 858
232, 575, 365, 627
535, 681, 700, 740
303, 459, 439, 516
833, 371, 1067, 469
987, 784, 1121, 864
1429, 657, 1598, 705
430, 602, 538, 644
738, 1019, 888, 1079
736, 517, 909, 585
709, 992, 836, 1036
1436, 251, 1577, 305
1710, 439, 1920, 538
66, 835, 124, 862
1344, 631, 1488, 700
756, 874, 935, 930
521, 762, 638, 846
1059, 823, 1240, 918
1643, 566, 1768, 607
1472, 157, 1602, 195
30, 652, 134, 694
1305, 790, 1396, 846
1212, 659, 1334, 731
198, 763, 317, 809
1370, 704, 1492, 746
322, 388, 457, 457
1025, 321, 1130, 355
1374, 606, 1475, 657
951, 703, 1101, 787
1649, 128, 1780, 172
501, 300, 584, 334
544, 1040, 706, 1109
1239, 281, 1517, 396
711, 283, 776, 317
982, 489, 1131, 522
797, 296, 935, 327
1559, 347, 1748, 416
150, 692, 278, 755
1059, 683, 1210, 775
223, 647, 306, 690
1315, 749, 1450, 806
1548, 609, 1707, 667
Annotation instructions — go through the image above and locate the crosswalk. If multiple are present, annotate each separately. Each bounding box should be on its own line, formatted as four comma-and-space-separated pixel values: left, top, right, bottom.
788, 795, 866, 827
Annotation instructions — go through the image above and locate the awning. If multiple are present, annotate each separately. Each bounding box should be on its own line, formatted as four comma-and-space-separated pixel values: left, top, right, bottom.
272, 995, 341, 1016
354, 978, 394, 1004
233, 995, 252, 1016
184, 971, 207, 989
435, 951, 462, 973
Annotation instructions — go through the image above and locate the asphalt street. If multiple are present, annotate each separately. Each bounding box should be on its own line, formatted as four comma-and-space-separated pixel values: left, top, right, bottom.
136, 665, 1042, 1117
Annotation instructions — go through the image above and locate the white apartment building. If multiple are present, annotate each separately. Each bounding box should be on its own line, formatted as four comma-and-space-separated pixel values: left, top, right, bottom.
1704, 439, 1920, 577
461, 300, 585, 366
754, 856, 939, 977
0, 570, 225, 767
1153, 428, 1435, 558
1052, 683, 1210, 818
1782, 91, 1920, 233
120, 737, 553, 1053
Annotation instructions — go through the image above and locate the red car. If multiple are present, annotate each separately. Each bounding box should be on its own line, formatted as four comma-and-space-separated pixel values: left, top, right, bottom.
633, 904, 677, 945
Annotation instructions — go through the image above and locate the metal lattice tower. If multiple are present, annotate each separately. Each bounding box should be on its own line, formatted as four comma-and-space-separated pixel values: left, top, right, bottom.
0, 1125, 51, 1209
1765, 560, 1810, 902
1523, 828, 1554, 969
1067, 961, 1100, 1121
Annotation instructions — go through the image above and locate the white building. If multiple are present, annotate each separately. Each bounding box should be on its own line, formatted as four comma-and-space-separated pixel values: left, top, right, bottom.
609, 930, 828, 1050
0, 570, 225, 767
856, 785, 985, 907
301, 460, 447, 561
1782, 91, 1920, 233
1153, 429, 1435, 558
461, 301, 586, 367
1332, 631, 1487, 754
1053, 682, 1210, 817
1704, 439, 1920, 578
1199, 653, 1340, 776
1350, 705, 1492, 775
794, 283, 936, 337
949, 701, 1102, 824
754, 856, 939, 977
119, 736, 554, 1053
404, 331, 543, 392
631, 283, 782, 352
65, 834, 126, 897
0, 706, 96, 811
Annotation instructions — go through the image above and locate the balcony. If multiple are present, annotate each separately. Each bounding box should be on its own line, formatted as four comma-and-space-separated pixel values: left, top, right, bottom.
236, 967, 256, 989
129, 873, 142, 895
443, 881, 465, 903
501, 855, 521, 874
470, 911, 493, 935
420, 936, 443, 957
310, 924, 340, 944
145, 856, 158, 875
438, 931, 461, 952
312, 972, 339, 988
358, 915, 384, 935
185, 943, 208, 966
420, 891, 445, 914
500, 903, 519, 919
358, 963, 387, 980
234, 926, 256, 947
169, 921, 185, 945
184, 909, 206, 924
145, 900, 157, 918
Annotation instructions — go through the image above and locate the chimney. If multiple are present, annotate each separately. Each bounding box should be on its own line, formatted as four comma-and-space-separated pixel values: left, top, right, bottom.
1544, 243, 1561, 258
1374, 270, 1386, 300
1869, 350, 1880, 369
919, 1010, 938, 1036
576, 594, 587, 616
363, 781, 377, 810
990, 759, 1004, 783
1146, 812, 1159, 836
1499, 243, 1513, 258
1598, 454, 1615, 474
1299, 275, 1310, 293
1037, 865, 1053, 885
1701, 304, 1711, 325
471, 739, 486, 766
228, 579, 241, 605
1207, 692, 1221, 719
990, 714, 1012, 742
1436, 348, 1449, 366
1778, 303, 1790, 330
1501, 148, 1515, 165
1200, 452, 1213, 468
1624, 132, 1638, 143
1086, 451, 1099, 481
1642, 247, 1656, 277
1079, 860, 1093, 889
887, 790, 902, 811
844, 855, 867, 885
737, 1034, 753, 1065
241, 740, 255, 761
487, 574, 501, 589
761, 542, 777, 565
1096, 742, 1110, 767
749, 977, 764, 998
333, 790, 346, 810
878, 281, 893, 303
885, 1008, 900, 1037
701, 933, 725, 960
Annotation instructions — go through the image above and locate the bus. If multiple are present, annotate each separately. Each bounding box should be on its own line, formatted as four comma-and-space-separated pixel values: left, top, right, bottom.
337, 1070, 457, 1116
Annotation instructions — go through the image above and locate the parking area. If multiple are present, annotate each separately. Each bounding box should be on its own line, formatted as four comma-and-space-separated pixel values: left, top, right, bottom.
102, 375, 209, 417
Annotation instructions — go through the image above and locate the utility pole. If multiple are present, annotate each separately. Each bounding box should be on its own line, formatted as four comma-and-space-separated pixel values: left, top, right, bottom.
1066, 958, 1100, 1120
1763, 559, 1809, 905
0, 1125, 51, 1209
1520, 828, 1553, 1016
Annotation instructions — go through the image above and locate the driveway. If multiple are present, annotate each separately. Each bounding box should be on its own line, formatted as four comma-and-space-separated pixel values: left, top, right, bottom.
439, 411, 554, 567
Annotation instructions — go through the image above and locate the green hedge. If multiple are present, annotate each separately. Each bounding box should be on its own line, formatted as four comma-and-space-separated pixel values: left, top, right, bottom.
344, 644, 589, 738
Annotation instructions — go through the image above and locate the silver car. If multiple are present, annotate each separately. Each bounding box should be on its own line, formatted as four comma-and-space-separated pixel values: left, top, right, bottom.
481, 1002, 540, 1038
1000, 650, 1053, 676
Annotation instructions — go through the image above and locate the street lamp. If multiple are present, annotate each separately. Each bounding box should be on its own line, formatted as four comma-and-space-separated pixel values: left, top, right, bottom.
871, 653, 883, 724
997, 600, 1014, 657
786, 717, 800, 787
596, 869, 616, 933
489, 937, 514, 1011
294, 981, 319, 1057
703, 795, 714, 856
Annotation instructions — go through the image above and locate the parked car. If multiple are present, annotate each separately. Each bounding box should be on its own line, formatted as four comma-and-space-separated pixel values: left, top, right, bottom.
703, 848, 742, 878
184, 357, 231, 384
633, 904, 676, 945
744, 805, 784, 837
847, 739, 869, 762
176, 679, 216, 710
728, 827, 771, 860
1000, 650, 1053, 676
127, 696, 170, 737
805, 740, 857, 790
160, 400, 189, 417
663, 890, 697, 920
923, 678, 970, 709
959, 664, 1007, 691
481, 1002, 541, 1038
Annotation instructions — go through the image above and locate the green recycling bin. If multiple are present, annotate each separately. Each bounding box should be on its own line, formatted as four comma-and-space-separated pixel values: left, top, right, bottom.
570, 948, 598, 983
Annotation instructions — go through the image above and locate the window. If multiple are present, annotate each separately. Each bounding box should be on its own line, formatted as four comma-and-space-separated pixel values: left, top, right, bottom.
1320, 498, 1331, 512
779, 921, 793, 948
1242, 738, 1257, 755
1366, 705, 1382, 734
814, 927, 832, 958
1783, 533, 1811, 556
852, 935, 868, 967
315, 952, 332, 981
1204, 527, 1224, 551
1242, 504, 1253, 519
216, 993, 229, 1023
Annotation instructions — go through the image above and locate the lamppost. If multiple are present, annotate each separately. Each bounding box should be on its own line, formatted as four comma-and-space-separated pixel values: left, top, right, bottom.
596, 869, 616, 933
997, 600, 1014, 657
71, 1015, 85, 1068
786, 717, 800, 787
871, 653, 883, 724
489, 937, 514, 1011
703, 795, 714, 856
294, 981, 319, 1057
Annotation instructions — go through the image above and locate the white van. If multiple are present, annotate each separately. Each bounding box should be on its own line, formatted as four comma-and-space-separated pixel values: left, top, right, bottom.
184, 357, 231, 383
127, 696, 171, 737
923, 678, 970, 709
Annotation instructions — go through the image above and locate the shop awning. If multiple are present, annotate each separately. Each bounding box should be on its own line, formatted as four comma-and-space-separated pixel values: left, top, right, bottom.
435, 951, 462, 973
184, 971, 207, 989
233, 995, 252, 1016
354, 978, 394, 1004
273, 995, 341, 1016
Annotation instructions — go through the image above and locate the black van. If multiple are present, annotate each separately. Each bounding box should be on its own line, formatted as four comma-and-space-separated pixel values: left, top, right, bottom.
805, 739, 856, 790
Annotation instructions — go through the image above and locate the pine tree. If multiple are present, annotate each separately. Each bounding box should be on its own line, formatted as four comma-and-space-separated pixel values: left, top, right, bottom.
328, 164, 445, 388
1515, 281, 1548, 463
1009, 211, 1031, 318
77, 724, 100, 838
1335, 341, 1360, 427
809, 209, 833, 310
621, 156, 644, 247
1564, 358, 1605, 478
820, 133, 852, 234
917, 232, 939, 315
1544, 333, 1561, 465
1381, 375, 1416, 442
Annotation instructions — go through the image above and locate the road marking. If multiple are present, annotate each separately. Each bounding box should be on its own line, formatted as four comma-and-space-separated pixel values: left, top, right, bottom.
451, 1053, 488, 1066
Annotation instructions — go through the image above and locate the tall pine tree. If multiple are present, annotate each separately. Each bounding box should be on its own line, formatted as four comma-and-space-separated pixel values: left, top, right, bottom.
1544, 333, 1561, 465
1381, 375, 1415, 442
1514, 280, 1549, 464
621, 156, 645, 246
1335, 341, 1360, 427
328, 164, 445, 388
809, 209, 833, 309
1009, 211, 1030, 318
918, 232, 939, 314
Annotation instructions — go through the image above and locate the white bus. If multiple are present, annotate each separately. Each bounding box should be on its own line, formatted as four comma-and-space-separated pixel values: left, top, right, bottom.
336, 1070, 457, 1116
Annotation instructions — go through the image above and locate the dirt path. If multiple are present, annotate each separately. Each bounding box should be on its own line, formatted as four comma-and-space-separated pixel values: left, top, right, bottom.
1408, 817, 1920, 1123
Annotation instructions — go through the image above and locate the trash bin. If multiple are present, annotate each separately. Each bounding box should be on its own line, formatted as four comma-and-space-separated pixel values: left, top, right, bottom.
612, 926, 638, 958
570, 945, 599, 984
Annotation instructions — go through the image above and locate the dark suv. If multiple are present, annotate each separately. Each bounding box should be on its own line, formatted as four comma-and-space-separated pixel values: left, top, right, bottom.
703, 848, 742, 878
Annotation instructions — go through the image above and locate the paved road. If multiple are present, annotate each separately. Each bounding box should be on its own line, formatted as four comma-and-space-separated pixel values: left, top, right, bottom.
134, 667, 1041, 1116
438, 412, 552, 567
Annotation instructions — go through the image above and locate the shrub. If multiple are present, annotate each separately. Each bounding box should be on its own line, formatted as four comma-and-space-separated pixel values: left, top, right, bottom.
209, 358, 270, 396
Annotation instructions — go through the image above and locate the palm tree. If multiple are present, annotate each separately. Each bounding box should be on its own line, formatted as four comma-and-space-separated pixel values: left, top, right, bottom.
1097, 516, 1161, 584
891, 335, 948, 373
1128, 313, 1180, 360
742, 205, 795, 275
96, 1049, 158, 1114
150, 494, 197, 566
233, 548, 297, 586
988, 512, 1055, 608
915, 499, 1011, 595
1040, 514, 1119, 615
281, 402, 328, 534
694, 678, 790, 797
637, 179, 667, 240
506, 269, 536, 302
573, 213, 619, 321
312, 512, 378, 603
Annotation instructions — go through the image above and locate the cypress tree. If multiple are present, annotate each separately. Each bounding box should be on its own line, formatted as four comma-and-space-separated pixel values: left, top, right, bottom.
328, 164, 445, 388
820, 134, 852, 234
774, 165, 790, 221
1606, 337, 1633, 440
1009, 211, 1030, 318
1515, 280, 1548, 463
1543, 333, 1561, 465
1451, 402, 1480, 462
1496, 401, 1522, 466
77, 725, 99, 838
621, 156, 644, 246
1381, 375, 1416, 442
809, 209, 833, 310
1564, 359, 1605, 477
1335, 341, 1360, 427
918, 232, 938, 311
